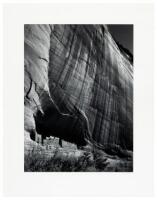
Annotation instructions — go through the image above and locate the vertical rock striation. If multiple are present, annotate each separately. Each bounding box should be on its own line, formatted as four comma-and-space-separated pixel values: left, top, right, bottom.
24, 25, 133, 153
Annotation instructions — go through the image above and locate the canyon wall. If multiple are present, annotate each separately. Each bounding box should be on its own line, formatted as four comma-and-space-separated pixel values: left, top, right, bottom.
24, 25, 133, 152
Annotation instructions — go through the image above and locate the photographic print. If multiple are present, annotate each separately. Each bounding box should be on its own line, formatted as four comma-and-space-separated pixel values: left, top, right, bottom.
24, 24, 133, 172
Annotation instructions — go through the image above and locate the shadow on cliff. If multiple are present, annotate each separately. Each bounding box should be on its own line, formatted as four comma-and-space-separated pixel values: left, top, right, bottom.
33, 100, 90, 147
33, 102, 133, 160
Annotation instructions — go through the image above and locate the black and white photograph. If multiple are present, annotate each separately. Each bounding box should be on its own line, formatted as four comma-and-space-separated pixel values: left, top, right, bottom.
24, 24, 133, 172
2, 1, 155, 196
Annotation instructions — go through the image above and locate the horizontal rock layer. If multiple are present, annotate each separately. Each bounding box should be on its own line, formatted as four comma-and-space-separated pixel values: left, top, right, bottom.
24, 25, 133, 152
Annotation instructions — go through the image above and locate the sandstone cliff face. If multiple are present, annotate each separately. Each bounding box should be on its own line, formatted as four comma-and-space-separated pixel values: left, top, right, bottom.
24, 25, 133, 152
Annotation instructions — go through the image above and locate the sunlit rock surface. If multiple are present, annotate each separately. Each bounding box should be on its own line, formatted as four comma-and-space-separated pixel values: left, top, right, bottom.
24, 25, 133, 158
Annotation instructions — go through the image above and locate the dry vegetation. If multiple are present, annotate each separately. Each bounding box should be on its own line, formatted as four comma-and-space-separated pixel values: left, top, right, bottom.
24, 146, 133, 172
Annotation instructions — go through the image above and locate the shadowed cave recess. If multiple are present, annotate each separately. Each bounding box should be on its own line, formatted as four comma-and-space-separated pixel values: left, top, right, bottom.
24, 24, 133, 159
